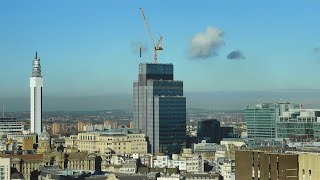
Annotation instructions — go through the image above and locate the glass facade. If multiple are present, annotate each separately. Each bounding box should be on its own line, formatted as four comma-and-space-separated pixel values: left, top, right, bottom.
246, 101, 320, 140
277, 122, 314, 139
245, 103, 279, 139
277, 110, 320, 139
133, 63, 186, 155
314, 123, 320, 138
155, 96, 186, 154
197, 119, 221, 143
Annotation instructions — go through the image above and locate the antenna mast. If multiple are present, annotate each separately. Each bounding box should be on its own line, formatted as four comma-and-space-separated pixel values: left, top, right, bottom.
2, 104, 4, 118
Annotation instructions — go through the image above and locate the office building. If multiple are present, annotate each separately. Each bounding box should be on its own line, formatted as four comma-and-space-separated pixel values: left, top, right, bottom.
197, 119, 234, 144
277, 109, 320, 140
133, 63, 186, 155
245, 101, 299, 139
217, 158, 234, 180
193, 140, 220, 162
235, 150, 298, 180
245, 103, 279, 139
197, 119, 221, 143
172, 154, 203, 173
0, 117, 23, 134
0, 158, 10, 180
30, 52, 43, 134
153, 149, 204, 173
193, 140, 220, 153
65, 129, 148, 155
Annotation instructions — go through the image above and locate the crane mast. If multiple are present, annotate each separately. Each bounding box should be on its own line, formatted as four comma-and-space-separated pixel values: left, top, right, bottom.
139, 8, 163, 64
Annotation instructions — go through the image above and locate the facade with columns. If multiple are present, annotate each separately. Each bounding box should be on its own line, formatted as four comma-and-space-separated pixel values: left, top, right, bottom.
65, 129, 148, 156
0, 132, 99, 180
0, 151, 97, 180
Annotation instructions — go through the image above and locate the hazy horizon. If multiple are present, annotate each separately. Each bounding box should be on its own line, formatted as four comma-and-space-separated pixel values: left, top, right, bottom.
2, 90, 320, 112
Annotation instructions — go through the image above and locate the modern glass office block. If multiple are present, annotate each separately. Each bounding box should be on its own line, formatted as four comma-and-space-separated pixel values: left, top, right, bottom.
133, 63, 186, 155
245, 103, 278, 139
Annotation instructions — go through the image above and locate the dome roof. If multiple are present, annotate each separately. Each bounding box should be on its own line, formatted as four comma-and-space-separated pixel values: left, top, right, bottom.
38, 131, 50, 141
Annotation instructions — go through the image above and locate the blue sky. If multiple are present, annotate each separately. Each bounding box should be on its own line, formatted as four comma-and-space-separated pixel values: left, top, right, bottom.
1, 0, 320, 98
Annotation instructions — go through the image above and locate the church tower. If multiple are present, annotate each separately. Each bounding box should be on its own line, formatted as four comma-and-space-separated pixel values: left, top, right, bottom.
37, 131, 51, 154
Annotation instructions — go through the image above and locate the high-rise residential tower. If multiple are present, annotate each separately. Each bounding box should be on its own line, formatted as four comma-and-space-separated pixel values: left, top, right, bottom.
30, 52, 43, 134
133, 63, 186, 155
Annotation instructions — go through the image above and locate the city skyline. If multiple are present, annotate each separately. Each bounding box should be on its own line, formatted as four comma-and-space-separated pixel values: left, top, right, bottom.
1, 1, 320, 111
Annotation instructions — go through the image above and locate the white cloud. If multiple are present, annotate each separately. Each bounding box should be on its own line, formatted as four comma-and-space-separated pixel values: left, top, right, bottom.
189, 27, 224, 59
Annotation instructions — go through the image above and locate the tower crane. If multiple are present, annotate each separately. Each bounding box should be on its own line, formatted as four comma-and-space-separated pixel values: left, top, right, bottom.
139, 8, 163, 64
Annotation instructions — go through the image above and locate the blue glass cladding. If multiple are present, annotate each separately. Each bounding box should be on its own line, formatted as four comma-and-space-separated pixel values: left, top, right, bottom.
141, 63, 173, 75
151, 81, 183, 96
158, 97, 186, 155
133, 63, 186, 155
139, 63, 174, 85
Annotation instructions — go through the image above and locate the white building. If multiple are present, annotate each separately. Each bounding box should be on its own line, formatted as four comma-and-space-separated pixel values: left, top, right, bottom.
30, 52, 43, 134
193, 140, 219, 153
0, 117, 23, 135
171, 159, 187, 171
153, 150, 203, 173
153, 155, 170, 168
83, 124, 111, 132
220, 138, 245, 150
185, 155, 203, 173
217, 158, 235, 180
110, 155, 125, 165
0, 157, 10, 180
132, 153, 139, 159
